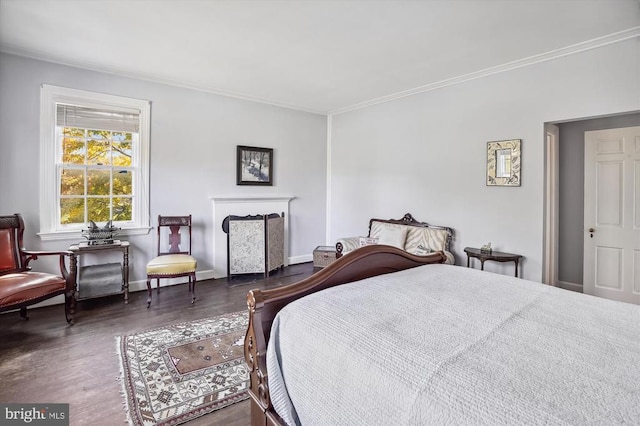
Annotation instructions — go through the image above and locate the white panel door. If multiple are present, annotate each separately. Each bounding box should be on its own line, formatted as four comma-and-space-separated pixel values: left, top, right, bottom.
584, 126, 640, 304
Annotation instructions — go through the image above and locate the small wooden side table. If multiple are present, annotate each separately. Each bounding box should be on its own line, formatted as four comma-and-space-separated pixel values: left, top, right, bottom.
464, 247, 523, 278
69, 240, 130, 303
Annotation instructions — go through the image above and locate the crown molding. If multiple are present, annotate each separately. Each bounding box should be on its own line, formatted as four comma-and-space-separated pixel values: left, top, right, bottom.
2, 26, 638, 116
329, 26, 640, 115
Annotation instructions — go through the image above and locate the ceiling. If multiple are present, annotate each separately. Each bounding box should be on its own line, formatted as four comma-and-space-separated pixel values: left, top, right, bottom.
1, 0, 639, 114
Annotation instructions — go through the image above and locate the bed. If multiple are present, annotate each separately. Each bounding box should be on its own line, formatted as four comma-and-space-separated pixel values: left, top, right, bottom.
243, 245, 640, 426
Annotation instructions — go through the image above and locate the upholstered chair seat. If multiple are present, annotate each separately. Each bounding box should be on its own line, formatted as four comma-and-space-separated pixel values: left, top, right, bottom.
0, 272, 67, 307
146, 254, 197, 275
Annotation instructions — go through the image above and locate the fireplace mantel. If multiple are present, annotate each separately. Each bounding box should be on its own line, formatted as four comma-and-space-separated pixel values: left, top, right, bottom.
210, 195, 294, 278
211, 196, 294, 204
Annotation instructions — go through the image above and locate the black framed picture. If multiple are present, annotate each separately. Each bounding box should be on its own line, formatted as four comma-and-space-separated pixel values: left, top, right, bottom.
236, 145, 273, 186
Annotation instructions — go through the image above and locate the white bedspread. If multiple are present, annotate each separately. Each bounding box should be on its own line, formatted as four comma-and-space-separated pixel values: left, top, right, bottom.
266, 264, 640, 425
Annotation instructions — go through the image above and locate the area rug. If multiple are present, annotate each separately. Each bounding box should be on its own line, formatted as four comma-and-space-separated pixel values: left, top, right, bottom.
117, 311, 249, 426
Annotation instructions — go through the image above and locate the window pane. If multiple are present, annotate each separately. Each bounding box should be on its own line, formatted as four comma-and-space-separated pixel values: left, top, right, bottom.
62, 137, 86, 164
87, 129, 109, 140
87, 198, 111, 222
63, 127, 84, 137
112, 141, 132, 167
87, 169, 110, 195
60, 198, 85, 225
113, 170, 132, 195
87, 140, 110, 165
112, 132, 132, 142
113, 197, 132, 221
60, 168, 85, 195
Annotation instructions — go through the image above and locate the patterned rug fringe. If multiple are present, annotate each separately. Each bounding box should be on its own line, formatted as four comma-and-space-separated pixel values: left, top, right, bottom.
116, 335, 134, 426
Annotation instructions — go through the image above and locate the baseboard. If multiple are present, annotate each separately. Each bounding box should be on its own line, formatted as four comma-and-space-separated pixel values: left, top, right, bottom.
556, 280, 583, 293
128, 269, 215, 293
289, 254, 313, 264
211, 255, 313, 279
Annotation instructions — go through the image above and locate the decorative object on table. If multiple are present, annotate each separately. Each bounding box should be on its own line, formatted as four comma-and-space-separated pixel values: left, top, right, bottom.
118, 311, 249, 426
81, 220, 120, 245
313, 245, 338, 268
480, 242, 492, 253
237, 145, 273, 186
486, 139, 521, 186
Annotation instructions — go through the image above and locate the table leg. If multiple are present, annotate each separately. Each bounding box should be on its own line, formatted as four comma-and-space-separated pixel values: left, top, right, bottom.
514, 259, 519, 278
480, 260, 485, 271
70, 254, 78, 317
466, 256, 470, 268
70, 253, 77, 290
123, 247, 129, 304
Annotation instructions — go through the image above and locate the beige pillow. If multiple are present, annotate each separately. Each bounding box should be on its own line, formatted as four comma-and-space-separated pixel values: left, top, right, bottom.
377, 225, 408, 249
413, 244, 433, 256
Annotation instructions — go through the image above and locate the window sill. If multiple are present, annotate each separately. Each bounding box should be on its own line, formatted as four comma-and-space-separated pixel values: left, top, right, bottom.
38, 226, 152, 242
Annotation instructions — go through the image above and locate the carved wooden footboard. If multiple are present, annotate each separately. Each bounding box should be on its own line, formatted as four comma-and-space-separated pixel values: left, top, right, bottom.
243, 244, 446, 426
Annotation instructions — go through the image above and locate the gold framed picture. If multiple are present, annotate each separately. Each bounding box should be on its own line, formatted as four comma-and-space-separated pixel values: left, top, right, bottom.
487, 139, 521, 186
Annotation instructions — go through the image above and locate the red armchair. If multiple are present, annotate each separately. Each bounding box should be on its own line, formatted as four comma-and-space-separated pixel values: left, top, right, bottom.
0, 213, 76, 324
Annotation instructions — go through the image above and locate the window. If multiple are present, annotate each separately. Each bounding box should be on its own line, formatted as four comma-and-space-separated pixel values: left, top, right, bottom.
40, 85, 150, 240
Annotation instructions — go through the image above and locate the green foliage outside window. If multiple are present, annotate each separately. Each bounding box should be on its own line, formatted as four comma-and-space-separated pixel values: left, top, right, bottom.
59, 127, 134, 225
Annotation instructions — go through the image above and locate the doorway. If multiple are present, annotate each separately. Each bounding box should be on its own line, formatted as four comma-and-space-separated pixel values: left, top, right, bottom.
543, 112, 640, 295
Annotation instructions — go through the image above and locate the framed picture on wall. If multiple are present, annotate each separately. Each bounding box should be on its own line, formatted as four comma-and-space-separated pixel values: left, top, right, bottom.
237, 145, 273, 186
486, 139, 521, 186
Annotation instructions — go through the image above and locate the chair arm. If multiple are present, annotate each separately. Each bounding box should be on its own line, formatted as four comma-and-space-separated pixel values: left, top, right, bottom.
335, 237, 361, 256
20, 249, 76, 285
21, 249, 73, 265
21, 249, 73, 258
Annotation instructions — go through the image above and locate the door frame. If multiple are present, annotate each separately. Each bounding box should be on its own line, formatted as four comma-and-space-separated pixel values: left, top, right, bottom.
543, 111, 640, 289
543, 124, 559, 286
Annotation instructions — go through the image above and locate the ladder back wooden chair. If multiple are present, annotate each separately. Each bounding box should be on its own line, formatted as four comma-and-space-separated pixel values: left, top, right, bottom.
0, 213, 76, 324
146, 215, 197, 308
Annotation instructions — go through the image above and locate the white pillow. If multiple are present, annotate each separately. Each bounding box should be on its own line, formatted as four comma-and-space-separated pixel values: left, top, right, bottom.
359, 236, 379, 247
377, 225, 408, 249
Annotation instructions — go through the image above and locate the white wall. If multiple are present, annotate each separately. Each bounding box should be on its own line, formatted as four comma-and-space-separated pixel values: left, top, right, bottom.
0, 53, 327, 289
329, 39, 640, 281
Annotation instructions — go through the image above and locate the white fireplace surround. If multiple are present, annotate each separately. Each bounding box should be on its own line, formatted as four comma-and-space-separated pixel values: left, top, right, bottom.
211, 195, 294, 278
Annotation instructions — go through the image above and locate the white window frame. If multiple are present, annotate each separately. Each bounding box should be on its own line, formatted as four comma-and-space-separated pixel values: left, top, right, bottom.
39, 84, 151, 241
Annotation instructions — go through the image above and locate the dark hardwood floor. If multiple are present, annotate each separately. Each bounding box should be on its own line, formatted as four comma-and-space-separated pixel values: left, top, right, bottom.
0, 263, 316, 426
